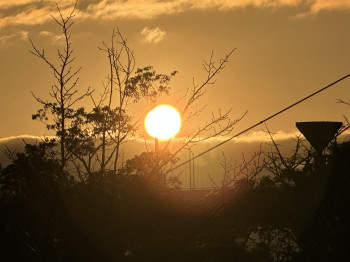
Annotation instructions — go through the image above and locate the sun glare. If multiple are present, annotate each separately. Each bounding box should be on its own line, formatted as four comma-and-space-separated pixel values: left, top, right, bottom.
145, 105, 181, 140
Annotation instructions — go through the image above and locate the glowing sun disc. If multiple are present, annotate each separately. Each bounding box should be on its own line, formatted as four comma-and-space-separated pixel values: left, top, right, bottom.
145, 105, 181, 140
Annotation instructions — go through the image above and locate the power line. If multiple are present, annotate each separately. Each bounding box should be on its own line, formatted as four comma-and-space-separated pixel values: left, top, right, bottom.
166, 73, 350, 174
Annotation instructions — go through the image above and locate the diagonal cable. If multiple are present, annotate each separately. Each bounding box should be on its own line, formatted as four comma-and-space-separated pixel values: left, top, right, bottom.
165, 73, 350, 174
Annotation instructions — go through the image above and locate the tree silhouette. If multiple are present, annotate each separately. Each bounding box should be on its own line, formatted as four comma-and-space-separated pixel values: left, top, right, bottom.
0, 141, 72, 197
71, 30, 177, 178
30, 2, 92, 170
8, 1, 350, 261
29, 1, 246, 187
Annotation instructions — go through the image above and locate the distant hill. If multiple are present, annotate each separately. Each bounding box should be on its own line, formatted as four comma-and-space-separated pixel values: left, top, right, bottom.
0, 133, 308, 188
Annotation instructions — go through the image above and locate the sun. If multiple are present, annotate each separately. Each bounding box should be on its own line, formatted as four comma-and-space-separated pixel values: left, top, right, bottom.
145, 105, 181, 140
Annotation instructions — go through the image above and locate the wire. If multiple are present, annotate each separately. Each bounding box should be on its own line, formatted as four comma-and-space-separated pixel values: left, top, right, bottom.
165, 73, 350, 174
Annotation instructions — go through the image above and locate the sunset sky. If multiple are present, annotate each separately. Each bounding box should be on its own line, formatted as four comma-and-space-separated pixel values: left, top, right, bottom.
1, 0, 350, 142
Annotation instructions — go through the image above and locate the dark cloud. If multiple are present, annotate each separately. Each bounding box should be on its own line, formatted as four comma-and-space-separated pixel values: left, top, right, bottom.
1, 0, 350, 30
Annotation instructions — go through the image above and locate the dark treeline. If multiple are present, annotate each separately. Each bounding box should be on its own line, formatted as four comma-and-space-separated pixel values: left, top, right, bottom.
1, 138, 350, 261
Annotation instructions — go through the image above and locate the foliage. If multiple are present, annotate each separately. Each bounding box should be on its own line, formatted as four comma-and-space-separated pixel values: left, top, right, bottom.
30, 2, 93, 169
30, 4, 180, 179
0, 142, 73, 197
29, 2, 245, 186
121, 150, 180, 188
1, 128, 350, 261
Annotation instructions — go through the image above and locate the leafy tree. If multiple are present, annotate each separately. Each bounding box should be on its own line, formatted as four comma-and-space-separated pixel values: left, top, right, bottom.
121, 149, 180, 188
70, 30, 177, 178
0, 141, 73, 197
30, 4, 178, 180
30, 2, 245, 186
30, 2, 92, 169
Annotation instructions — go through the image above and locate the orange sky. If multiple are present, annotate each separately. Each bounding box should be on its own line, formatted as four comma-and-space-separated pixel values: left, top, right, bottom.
1, 0, 350, 139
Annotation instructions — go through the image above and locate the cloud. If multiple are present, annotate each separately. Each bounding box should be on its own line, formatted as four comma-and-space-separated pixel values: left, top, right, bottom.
145, 129, 301, 146
0, 0, 350, 30
38, 30, 52, 37
232, 130, 299, 143
186, 130, 301, 144
0, 30, 28, 45
0, 0, 74, 9
0, 1, 78, 29
310, 0, 350, 13
0, 5, 55, 29
0, 134, 41, 143
82, 0, 350, 21
141, 27, 166, 44
0, 0, 40, 9
182, 0, 304, 10
84, 0, 187, 20
193, 128, 350, 145
39, 30, 65, 44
